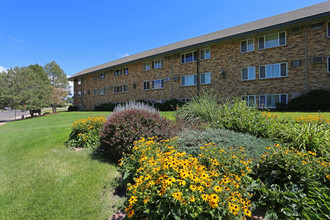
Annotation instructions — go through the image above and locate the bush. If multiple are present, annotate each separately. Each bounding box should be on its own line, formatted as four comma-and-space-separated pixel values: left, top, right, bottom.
99, 105, 178, 162
94, 103, 116, 111
68, 105, 79, 111
177, 128, 277, 162
66, 116, 106, 148
252, 144, 330, 219
288, 90, 330, 111
120, 137, 253, 219
154, 99, 185, 111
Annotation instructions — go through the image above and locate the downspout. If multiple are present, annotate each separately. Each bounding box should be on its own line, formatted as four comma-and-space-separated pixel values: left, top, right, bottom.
196, 49, 200, 94
171, 56, 174, 98
305, 29, 308, 94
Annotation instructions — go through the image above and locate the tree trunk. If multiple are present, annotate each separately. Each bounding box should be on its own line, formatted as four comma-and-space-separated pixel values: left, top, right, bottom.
52, 105, 56, 113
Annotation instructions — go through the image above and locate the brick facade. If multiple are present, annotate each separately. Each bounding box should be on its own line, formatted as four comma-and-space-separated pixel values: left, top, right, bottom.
72, 20, 330, 110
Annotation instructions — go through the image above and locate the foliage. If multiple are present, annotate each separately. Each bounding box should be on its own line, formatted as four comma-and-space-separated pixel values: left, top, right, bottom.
100, 107, 178, 162
154, 99, 185, 111
252, 144, 330, 219
0, 65, 51, 115
177, 128, 276, 162
66, 116, 106, 148
94, 103, 116, 111
68, 105, 79, 111
288, 90, 330, 111
44, 61, 70, 113
120, 137, 253, 219
114, 101, 158, 113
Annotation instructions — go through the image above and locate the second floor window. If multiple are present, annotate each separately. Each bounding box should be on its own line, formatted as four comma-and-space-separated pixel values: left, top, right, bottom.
327, 22, 330, 37
151, 79, 164, 89
241, 39, 254, 52
258, 32, 286, 49
123, 84, 128, 92
152, 59, 164, 69
114, 85, 123, 93
182, 74, 197, 86
99, 88, 105, 95
260, 63, 287, 79
200, 72, 211, 84
241, 67, 256, 80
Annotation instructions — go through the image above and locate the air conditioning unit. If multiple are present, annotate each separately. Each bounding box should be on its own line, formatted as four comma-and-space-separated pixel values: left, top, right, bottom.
291, 92, 302, 99
291, 60, 301, 67
311, 56, 324, 64
290, 27, 301, 34
164, 77, 170, 82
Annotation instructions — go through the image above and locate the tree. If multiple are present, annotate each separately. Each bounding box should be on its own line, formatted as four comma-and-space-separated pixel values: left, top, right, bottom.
44, 61, 70, 112
0, 65, 51, 117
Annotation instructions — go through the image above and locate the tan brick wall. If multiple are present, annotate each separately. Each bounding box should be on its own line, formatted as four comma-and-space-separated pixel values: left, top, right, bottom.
74, 21, 330, 110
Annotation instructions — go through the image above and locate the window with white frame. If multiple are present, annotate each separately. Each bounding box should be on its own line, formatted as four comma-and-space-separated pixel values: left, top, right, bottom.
241, 39, 254, 52
114, 69, 122, 76
327, 22, 330, 37
258, 32, 286, 49
201, 72, 211, 84
99, 73, 105, 80
82, 90, 86, 97
328, 56, 330, 73
123, 84, 128, 92
259, 63, 287, 79
123, 67, 129, 75
200, 48, 211, 60
151, 79, 164, 89
242, 95, 256, 107
144, 81, 150, 90
99, 88, 105, 95
259, 94, 287, 108
143, 62, 150, 71
181, 51, 197, 63
241, 67, 256, 80
94, 89, 97, 95
152, 59, 164, 69
78, 79, 81, 85
114, 85, 122, 93
182, 74, 197, 86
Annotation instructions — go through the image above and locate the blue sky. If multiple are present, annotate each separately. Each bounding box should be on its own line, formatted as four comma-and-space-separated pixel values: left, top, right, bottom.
0, 0, 325, 77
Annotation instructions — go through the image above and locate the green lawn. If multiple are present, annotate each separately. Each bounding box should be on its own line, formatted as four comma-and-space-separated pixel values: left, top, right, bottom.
0, 112, 124, 220
272, 111, 330, 120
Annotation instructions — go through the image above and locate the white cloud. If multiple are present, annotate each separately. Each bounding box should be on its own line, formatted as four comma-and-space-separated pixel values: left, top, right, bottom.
119, 53, 130, 58
0, 66, 7, 73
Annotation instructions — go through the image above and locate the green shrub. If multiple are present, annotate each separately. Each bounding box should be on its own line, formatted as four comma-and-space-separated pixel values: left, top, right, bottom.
120, 137, 253, 219
68, 105, 79, 111
252, 145, 330, 219
288, 90, 330, 111
177, 128, 277, 162
154, 99, 185, 111
99, 104, 178, 162
66, 116, 106, 148
94, 103, 116, 111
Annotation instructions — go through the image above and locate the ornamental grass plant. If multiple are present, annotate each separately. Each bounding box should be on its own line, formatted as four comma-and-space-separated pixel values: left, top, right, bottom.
120, 137, 253, 219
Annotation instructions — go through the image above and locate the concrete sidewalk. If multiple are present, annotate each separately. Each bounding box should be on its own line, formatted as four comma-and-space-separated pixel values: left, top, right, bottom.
0, 110, 30, 125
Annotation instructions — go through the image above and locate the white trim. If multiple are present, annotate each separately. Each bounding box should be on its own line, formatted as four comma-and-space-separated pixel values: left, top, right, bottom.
327, 21, 330, 38
328, 56, 330, 73
200, 48, 211, 60
143, 62, 150, 71
258, 31, 286, 50
259, 62, 288, 79
240, 38, 254, 53
241, 66, 256, 81
241, 95, 256, 106
143, 81, 150, 90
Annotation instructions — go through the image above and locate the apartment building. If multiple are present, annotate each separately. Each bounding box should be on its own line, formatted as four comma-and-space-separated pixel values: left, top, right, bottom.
69, 2, 330, 110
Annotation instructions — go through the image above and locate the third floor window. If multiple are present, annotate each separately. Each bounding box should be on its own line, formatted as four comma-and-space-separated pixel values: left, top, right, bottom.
258, 32, 286, 50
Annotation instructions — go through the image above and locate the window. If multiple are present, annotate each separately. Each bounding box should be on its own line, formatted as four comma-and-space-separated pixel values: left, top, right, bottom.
82, 90, 86, 97
152, 59, 164, 69
114, 69, 122, 76
181, 51, 197, 63
259, 94, 287, 108
99, 88, 105, 95
241, 95, 256, 107
241, 39, 254, 52
182, 74, 197, 86
241, 67, 256, 80
114, 85, 122, 93
94, 89, 97, 95
258, 32, 286, 49
201, 72, 211, 84
151, 79, 164, 89
328, 57, 330, 73
143, 62, 150, 71
311, 22, 323, 29
259, 63, 287, 79
144, 81, 150, 90
78, 79, 81, 85
200, 48, 211, 60
327, 22, 330, 37
124, 84, 128, 92
99, 73, 105, 80
123, 67, 129, 75
94, 74, 98, 81
81, 78, 85, 84
77, 91, 81, 97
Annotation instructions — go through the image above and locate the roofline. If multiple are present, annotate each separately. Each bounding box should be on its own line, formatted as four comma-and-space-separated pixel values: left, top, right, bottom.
69, 11, 330, 80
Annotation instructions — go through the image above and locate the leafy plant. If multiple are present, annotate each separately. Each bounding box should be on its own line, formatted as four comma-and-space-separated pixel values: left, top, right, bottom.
99, 106, 178, 162
120, 137, 253, 219
252, 144, 330, 219
66, 116, 106, 148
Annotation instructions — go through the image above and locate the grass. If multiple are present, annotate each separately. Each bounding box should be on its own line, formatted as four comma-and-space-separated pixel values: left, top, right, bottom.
0, 112, 124, 220
271, 111, 330, 120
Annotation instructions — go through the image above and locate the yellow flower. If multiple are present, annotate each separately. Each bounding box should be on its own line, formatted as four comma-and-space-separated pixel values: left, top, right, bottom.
190, 196, 195, 203
214, 185, 223, 192
129, 196, 137, 204
127, 210, 134, 218
172, 192, 182, 201
201, 194, 208, 202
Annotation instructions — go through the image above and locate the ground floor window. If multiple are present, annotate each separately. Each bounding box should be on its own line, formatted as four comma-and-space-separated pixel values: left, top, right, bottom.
241, 95, 256, 107
259, 94, 287, 108
327, 56, 330, 73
